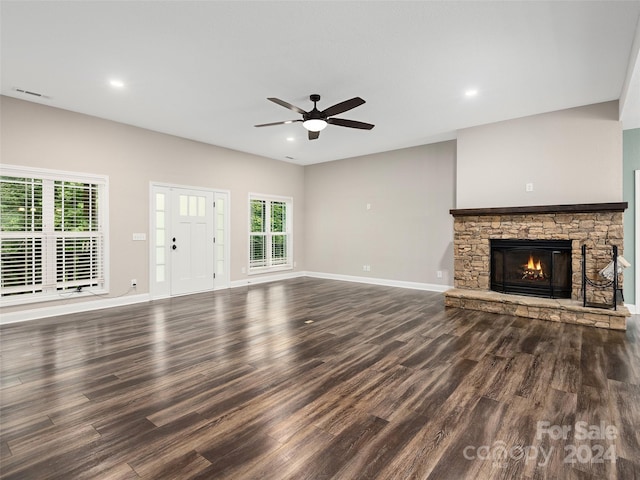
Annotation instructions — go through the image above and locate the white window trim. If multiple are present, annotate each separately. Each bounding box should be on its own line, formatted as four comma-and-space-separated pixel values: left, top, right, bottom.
248, 192, 293, 275
0, 164, 109, 306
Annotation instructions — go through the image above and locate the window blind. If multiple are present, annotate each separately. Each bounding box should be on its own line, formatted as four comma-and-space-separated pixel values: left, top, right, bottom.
0, 167, 107, 304
249, 195, 292, 271
250, 198, 267, 268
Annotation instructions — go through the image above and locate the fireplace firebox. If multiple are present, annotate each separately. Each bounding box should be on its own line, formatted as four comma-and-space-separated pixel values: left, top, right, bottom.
490, 239, 572, 299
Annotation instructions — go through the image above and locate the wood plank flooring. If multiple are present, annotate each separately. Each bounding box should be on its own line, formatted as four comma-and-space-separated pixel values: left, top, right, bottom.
1, 278, 639, 479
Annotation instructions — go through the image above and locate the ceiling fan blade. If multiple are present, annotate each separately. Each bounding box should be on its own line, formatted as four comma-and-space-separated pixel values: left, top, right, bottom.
254, 119, 302, 127
308, 130, 320, 140
327, 118, 375, 130
321, 97, 365, 117
268, 98, 307, 115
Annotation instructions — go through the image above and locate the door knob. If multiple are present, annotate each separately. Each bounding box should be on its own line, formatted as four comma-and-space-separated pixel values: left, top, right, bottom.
172, 244, 177, 250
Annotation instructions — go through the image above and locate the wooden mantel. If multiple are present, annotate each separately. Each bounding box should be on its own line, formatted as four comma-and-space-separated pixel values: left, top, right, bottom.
450, 202, 628, 217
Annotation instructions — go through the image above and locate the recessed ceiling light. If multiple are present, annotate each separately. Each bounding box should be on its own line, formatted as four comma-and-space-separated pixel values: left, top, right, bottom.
465, 89, 478, 97
109, 79, 125, 88
286, 137, 295, 142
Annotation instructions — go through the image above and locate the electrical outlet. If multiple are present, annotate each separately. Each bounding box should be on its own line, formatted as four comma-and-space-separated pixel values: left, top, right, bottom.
437, 270, 443, 278
131, 279, 137, 287
241, 266, 246, 274
526, 183, 534, 192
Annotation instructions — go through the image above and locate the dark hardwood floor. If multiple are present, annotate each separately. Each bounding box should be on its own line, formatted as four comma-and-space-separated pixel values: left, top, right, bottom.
1, 278, 639, 479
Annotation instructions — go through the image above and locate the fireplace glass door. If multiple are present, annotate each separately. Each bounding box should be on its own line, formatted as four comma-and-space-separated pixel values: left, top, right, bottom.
490, 239, 572, 299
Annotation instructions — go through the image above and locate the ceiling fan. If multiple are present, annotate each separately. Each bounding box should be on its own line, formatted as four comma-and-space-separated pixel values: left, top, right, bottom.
254, 94, 374, 140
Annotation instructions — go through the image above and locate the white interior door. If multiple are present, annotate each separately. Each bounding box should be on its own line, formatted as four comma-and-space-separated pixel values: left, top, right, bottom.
170, 188, 214, 295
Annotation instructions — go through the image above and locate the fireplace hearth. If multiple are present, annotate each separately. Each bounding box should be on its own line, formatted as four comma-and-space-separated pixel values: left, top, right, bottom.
490, 239, 571, 299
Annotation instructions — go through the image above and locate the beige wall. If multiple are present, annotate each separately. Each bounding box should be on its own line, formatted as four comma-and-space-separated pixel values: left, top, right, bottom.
456, 101, 622, 209
0, 96, 305, 313
304, 142, 456, 286
3, 95, 626, 317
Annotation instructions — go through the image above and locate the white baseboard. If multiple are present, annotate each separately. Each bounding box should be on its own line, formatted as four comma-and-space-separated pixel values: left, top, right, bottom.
230, 270, 452, 293
0, 293, 151, 325
230, 270, 306, 288
304, 271, 453, 293
1, 272, 450, 325
626, 303, 638, 315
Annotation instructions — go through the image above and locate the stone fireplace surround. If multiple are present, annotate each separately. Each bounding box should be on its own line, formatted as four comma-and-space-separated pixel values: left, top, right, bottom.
444, 202, 630, 330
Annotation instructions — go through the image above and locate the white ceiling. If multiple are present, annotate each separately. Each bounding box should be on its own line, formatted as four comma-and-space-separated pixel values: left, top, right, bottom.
2, 1, 640, 166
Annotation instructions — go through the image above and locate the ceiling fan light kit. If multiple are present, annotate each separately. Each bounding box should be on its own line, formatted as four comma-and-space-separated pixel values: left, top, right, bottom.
302, 119, 327, 132
255, 93, 374, 140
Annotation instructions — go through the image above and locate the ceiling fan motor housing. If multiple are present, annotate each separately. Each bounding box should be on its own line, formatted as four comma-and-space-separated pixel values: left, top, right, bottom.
304, 94, 326, 121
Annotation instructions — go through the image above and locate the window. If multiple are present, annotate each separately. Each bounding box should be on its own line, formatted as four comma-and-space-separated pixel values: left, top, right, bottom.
0, 165, 108, 305
249, 194, 292, 272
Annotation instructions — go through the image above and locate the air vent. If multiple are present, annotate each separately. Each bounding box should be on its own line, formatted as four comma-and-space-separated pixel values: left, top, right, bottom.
12, 87, 50, 99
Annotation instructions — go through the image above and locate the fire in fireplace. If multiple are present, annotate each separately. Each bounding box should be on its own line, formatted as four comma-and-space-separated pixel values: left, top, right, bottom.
490, 239, 572, 299
523, 254, 545, 280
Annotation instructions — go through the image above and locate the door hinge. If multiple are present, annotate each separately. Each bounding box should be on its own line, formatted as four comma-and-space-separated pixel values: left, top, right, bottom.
213, 201, 216, 208
213, 273, 216, 279
213, 237, 216, 243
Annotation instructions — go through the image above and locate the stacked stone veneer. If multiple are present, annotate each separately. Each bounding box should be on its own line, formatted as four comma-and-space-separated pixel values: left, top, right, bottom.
444, 203, 629, 330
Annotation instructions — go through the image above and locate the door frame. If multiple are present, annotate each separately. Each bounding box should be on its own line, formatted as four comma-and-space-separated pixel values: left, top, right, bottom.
149, 182, 230, 299
636, 170, 639, 312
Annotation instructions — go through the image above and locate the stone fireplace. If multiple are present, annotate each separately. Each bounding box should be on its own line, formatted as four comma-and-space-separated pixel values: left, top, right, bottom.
444, 202, 630, 330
